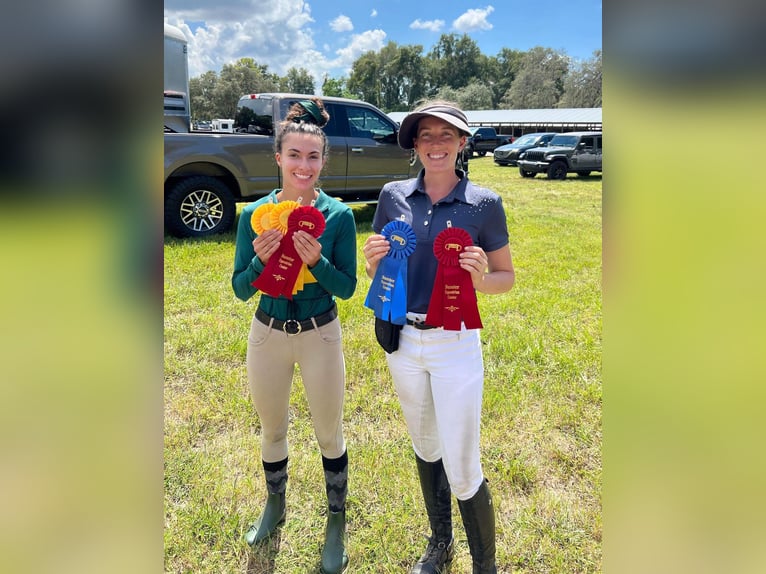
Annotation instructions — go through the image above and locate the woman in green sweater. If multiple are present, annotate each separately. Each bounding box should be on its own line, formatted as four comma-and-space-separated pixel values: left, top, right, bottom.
231, 98, 357, 574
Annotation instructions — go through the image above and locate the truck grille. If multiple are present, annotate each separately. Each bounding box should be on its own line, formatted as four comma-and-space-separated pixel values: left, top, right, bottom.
523, 151, 546, 162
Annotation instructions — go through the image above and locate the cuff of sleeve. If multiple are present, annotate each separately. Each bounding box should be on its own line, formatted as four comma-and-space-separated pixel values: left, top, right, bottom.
308, 256, 329, 276
250, 256, 265, 274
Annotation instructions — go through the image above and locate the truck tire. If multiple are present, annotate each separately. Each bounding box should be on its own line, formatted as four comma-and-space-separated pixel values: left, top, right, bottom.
165, 176, 236, 238
477, 151, 487, 157
547, 161, 568, 180
519, 167, 536, 178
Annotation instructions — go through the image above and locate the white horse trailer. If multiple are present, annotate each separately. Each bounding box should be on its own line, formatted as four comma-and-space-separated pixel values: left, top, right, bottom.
164, 23, 190, 132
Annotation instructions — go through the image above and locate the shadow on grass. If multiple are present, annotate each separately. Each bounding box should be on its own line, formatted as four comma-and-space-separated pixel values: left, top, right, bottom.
518, 174, 602, 182
163, 230, 237, 245
244, 532, 281, 574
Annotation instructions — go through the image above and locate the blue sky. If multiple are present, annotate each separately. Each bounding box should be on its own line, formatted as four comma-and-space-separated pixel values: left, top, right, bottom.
164, 0, 601, 91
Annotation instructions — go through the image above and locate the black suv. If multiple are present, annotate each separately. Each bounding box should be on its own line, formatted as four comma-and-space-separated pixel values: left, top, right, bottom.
493, 132, 556, 166
517, 131, 602, 179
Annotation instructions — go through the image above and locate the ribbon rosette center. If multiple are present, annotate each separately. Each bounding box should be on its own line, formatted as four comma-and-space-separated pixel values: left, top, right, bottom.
364, 220, 416, 325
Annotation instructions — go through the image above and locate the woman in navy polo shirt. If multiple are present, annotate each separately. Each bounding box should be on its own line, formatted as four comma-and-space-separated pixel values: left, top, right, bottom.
363, 100, 515, 574
232, 98, 357, 574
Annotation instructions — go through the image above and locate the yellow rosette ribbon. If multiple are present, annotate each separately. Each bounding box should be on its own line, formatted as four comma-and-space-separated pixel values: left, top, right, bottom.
250, 203, 275, 234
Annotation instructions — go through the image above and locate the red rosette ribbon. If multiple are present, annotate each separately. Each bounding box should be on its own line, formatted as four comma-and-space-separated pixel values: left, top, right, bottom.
425, 227, 483, 330
252, 205, 325, 299
287, 205, 326, 238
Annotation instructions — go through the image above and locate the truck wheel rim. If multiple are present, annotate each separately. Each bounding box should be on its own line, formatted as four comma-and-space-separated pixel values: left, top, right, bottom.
180, 190, 224, 232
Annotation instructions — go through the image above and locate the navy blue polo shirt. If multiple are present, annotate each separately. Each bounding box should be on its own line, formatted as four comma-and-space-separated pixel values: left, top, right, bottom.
372, 169, 509, 314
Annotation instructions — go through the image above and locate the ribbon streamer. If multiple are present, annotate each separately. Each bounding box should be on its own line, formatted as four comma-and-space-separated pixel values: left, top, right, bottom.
252, 204, 325, 299
364, 220, 416, 325
290, 205, 325, 294
426, 227, 483, 330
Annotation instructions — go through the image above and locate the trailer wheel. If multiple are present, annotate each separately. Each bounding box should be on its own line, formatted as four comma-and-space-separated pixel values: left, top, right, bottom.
165, 176, 236, 238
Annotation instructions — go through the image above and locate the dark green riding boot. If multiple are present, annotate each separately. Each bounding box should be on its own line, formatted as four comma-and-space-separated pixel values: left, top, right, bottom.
245, 457, 287, 547
320, 451, 349, 574
320, 509, 348, 574
244, 491, 286, 546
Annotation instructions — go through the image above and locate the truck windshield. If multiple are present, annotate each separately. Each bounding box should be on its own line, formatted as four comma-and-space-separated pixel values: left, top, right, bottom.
549, 135, 578, 147
235, 97, 275, 135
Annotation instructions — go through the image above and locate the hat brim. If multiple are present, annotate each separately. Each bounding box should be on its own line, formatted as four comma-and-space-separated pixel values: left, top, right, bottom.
397, 109, 471, 150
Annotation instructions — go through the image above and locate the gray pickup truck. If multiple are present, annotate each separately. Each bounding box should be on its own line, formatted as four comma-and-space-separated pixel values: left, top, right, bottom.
517, 131, 602, 179
164, 93, 420, 237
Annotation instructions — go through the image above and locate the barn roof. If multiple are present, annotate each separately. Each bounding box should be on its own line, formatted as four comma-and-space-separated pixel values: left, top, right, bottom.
388, 108, 602, 129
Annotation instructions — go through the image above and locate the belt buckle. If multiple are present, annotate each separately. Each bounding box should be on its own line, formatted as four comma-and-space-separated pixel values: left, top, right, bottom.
283, 319, 302, 335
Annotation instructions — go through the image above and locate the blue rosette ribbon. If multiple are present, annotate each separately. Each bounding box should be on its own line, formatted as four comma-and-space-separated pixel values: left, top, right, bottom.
364, 220, 417, 325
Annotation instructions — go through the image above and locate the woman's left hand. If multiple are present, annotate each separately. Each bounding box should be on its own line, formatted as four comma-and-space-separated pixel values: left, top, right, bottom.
293, 230, 322, 267
460, 245, 488, 289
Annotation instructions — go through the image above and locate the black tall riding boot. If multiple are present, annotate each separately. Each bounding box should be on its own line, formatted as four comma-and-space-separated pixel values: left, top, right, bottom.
411, 455, 454, 574
457, 479, 497, 574
245, 457, 287, 547
320, 451, 349, 574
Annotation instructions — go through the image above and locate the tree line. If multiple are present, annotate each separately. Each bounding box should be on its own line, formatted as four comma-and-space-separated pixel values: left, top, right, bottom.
188, 33, 601, 121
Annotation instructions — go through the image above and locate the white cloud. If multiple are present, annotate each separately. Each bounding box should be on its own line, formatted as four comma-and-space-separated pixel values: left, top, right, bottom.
165, 0, 318, 79
164, 2, 386, 93
452, 6, 495, 32
333, 29, 387, 70
371, 9, 377, 17
330, 15, 354, 33
410, 19, 445, 32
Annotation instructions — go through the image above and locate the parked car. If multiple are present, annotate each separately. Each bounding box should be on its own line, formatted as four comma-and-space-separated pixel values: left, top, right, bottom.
463, 127, 503, 158
517, 131, 602, 179
493, 132, 556, 166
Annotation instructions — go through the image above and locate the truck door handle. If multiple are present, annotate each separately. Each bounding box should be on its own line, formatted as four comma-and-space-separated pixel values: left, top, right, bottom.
351, 147, 364, 153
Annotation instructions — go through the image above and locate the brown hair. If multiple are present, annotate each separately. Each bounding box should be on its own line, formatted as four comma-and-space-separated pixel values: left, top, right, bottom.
274, 97, 330, 160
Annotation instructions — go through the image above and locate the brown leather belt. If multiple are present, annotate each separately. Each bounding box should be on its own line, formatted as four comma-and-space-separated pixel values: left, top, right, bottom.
256, 304, 337, 335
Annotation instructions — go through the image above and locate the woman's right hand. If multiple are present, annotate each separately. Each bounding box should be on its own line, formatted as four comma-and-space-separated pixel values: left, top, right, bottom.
252, 228, 282, 264
362, 234, 390, 277
363, 234, 390, 264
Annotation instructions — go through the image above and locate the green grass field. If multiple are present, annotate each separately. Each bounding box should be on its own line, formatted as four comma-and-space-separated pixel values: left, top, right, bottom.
164, 156, 602, 573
